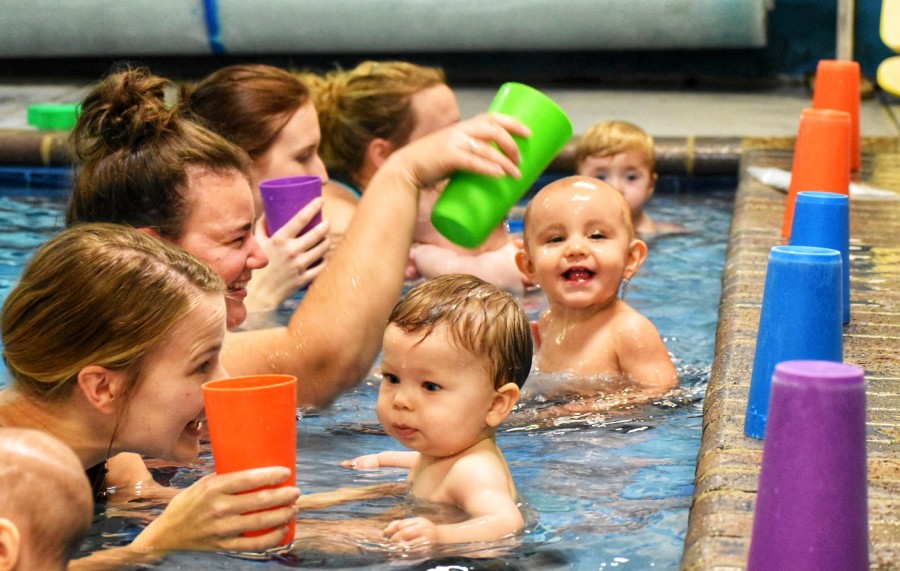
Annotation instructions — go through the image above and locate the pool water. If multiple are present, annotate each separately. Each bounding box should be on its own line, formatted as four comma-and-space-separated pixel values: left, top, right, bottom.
0, 179, 734, 570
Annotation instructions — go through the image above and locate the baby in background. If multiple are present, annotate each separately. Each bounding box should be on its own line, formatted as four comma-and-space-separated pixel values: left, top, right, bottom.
342, 273, 533, 547
0, 428, 93, 571
576, 120, 684, 237
515, 175, 678, 394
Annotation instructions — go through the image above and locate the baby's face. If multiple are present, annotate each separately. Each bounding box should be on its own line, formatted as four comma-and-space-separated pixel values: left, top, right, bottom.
376, 324, 497, 458
577, 149, 656, 216
519, 178, 640, 310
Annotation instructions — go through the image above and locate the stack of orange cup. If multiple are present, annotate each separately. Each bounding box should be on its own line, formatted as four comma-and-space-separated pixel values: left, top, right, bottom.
781, 108, 851, 239
812, 59, 861, 172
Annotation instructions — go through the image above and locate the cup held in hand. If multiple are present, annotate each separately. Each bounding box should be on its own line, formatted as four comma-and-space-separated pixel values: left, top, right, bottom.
259, 175, 323, 237
202, 374, 298, 545
431, 82, 573, 248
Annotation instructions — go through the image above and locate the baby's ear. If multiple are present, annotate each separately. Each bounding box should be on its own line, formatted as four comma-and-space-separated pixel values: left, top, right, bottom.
515, 248, 534, 278
647, 172, 659, 198
623, 239, 648, 280
485, 382, 521, 428
0, 518, 21, 571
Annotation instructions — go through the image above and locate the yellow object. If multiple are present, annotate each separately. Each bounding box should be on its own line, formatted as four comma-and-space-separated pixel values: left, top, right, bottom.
878, 57, 900, 96
882, 0, 900, 52
879, 0, 900, 95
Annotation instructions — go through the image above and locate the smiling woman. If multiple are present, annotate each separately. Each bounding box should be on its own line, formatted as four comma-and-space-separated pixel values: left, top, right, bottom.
64, 65, 530, 410
182, 65, 332, 309
0, 223, 301, 566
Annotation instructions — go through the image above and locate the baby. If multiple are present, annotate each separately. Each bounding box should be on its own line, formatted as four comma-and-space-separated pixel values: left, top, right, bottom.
342, 273, 532, 546
0, 428, 93, 571
576, 120, 683, 237
515, 175, 678, 392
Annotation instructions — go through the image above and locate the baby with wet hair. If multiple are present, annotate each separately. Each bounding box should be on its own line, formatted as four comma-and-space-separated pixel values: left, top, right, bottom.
0, 428, 93, 571
335, 273, 532, 547
515, 175, 678, 393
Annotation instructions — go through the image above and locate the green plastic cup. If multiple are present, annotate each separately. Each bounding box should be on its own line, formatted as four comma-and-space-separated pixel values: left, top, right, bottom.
431, 82, 573, 248
26, 103, 81, 131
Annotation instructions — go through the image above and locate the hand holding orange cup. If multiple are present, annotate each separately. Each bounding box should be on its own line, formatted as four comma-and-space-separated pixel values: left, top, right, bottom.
202, 374, 298, 547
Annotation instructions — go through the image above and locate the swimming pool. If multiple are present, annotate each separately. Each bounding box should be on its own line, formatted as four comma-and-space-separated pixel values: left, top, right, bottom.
0, 176, 734, 570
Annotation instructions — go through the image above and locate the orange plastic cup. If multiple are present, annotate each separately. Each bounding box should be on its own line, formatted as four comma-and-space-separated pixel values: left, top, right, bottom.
812, 59, 861, 172
781, 108, 851, 239
202, 374, 298, 546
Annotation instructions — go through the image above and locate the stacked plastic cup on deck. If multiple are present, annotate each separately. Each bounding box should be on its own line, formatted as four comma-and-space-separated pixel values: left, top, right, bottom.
744, 58, 868, 570
781, 107, 851, 239
812, 59, 862, 172
744, 245, 844, 439
747, 361, 869, 570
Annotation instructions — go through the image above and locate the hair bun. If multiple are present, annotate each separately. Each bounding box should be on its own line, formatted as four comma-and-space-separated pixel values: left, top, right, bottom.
72, 67, 179, 161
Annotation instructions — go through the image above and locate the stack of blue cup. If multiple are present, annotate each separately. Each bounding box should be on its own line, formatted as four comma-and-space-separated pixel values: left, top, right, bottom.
789, 191, 851, 323
744, 245, 844, 439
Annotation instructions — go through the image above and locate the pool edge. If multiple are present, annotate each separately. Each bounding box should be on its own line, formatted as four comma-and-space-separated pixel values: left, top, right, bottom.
681, 137, 900, 571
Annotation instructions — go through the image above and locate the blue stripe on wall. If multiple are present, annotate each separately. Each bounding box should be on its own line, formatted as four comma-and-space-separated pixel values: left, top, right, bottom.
202, 0, 226, 54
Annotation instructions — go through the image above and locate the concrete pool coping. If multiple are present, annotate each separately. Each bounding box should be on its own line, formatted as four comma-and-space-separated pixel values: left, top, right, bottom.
681, 136, 900, 571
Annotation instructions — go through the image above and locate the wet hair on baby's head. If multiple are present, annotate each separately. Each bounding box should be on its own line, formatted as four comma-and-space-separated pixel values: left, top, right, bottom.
0, 428, 93, 566
575, 120, 655, 172
521, 176, 636, 246
388, 274, 532, 389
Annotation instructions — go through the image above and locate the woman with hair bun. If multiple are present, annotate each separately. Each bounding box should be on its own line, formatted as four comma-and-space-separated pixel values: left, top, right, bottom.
67, 65, 530, 408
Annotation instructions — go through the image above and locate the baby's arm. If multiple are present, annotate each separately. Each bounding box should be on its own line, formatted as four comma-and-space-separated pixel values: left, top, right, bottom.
341, 450, 419, 470
296, 481, 410, 510
615, 312, 679, 393
383, 455, 523, 545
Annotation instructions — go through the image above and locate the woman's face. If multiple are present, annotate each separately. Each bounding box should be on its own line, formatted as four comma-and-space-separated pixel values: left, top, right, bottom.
175, 166, 269, 329
406, 83, 461, 143
115, 293, 227, 463
249, 101, 328, 215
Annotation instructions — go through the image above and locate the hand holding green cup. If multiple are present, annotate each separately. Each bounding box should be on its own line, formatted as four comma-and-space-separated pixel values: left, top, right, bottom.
431, 82, 573, 248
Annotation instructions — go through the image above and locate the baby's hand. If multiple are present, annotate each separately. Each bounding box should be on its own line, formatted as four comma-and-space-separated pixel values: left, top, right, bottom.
340, 454, 381, 470
383, 516, 438, 546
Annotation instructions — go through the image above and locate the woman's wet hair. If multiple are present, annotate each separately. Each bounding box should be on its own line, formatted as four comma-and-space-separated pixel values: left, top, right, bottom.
67, 65, 250, 240
1, 223, 224, 401
388, 273, 532, 389
308, 60, 446, 175
182, 64, 311, 160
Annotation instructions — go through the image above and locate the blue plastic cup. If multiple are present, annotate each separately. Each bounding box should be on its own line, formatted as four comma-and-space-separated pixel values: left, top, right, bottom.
744, 245, 843, 439
789, 191, 850, 324
748, 360, 868, 571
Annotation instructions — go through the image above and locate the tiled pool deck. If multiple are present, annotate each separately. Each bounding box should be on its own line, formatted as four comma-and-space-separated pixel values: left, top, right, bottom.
682, 137, 900, 571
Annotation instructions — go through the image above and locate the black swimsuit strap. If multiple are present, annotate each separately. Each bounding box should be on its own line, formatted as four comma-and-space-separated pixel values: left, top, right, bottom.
85, 461, 109, 501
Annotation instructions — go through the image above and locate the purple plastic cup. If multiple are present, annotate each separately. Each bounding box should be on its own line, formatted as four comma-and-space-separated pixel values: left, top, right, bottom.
259, 175, 323, 236
747, 360, 868, 571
